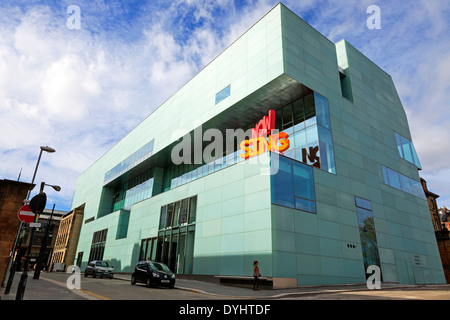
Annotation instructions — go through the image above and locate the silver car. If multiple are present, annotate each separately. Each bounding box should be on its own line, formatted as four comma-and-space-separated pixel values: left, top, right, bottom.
84, 260, 114, 279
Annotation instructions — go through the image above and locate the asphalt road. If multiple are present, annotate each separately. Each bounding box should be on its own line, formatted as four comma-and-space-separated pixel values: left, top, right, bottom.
44, 272, 225, 300
40, 272, 450, 301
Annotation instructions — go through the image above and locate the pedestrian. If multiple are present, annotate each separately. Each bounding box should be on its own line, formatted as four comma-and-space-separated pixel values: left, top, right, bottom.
253, 260, 261, 290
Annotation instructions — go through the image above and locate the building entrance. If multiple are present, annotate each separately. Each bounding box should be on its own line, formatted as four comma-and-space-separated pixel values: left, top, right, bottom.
141, 196, 196, 274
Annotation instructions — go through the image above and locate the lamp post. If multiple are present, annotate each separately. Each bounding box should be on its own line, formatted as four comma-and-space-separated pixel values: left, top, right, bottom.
3, 146, 55, 294
15, 181, 60, 300
33, 183, 61, 279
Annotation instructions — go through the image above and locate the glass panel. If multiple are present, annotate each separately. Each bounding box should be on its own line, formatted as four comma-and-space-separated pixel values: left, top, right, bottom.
401, 139, 414, 164
159, 206, 168, 230
270, 156, 295, 208
162, 233, 170, 265
293, 161, 315, 200
275, 109, 282, 131
172, 202, 180, 227
151, 238, 158, 260
411, 147, 421, 169
382, 166, 390, 185
215, 85, 231, 104
155, 235, 163, 262
355, 197, 372, 210
189, 196, 197, 224
395, 133, 404, 158
295, 197, 316, 213
178, 232, 186, 274
305, 125, 319, 149
104, 140, 154, 185
167, 203, 174, 228
399, 174, 412, 194
185, 229, 195, 274
387, 167, 401, 189
145, 239, 152, 260
282, 103, 293, 129
395, 132, 422, 169
305, 125, 320, 167
356, 206, 380, 272
180, 199, 189, 225
169, 232, 179, 272
411, 179, 425, 199
314, 92, 331, 130
318, 126, 336, 174
293, 98, 305, 130
294, 130, 306, 149
304, 93, 316, 127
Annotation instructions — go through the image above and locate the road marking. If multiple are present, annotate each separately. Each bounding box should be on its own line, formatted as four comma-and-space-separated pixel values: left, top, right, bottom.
80, 289, 111, 300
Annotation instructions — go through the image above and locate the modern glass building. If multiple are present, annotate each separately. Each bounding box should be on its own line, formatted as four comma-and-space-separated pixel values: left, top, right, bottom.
71, 3, 445, 287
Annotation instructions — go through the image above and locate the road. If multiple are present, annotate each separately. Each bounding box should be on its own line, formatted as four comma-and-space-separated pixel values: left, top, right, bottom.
43, 272, 224, 300
21, 272, 450, 301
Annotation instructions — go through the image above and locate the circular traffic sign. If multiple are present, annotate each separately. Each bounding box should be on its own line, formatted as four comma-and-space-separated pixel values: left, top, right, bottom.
18, 205, 35, 224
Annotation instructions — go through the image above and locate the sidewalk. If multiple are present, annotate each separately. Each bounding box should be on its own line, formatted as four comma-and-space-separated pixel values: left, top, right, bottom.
0, 272, 99, 300
1, 271, 439, 300
113, 273, 416, 299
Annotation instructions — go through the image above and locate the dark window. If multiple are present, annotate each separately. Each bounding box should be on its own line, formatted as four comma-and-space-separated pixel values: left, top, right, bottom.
88, 229, 107, 262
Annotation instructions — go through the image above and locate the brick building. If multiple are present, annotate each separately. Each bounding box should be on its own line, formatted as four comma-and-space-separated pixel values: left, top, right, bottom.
0, 179, 35, 286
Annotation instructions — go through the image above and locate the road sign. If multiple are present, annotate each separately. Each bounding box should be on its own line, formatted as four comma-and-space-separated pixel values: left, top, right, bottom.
29, 223, 41, 228
29, 193, 46, 214
18, 205, 35, 224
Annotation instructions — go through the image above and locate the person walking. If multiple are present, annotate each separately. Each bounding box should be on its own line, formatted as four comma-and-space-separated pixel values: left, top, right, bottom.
253, 260, 261, 290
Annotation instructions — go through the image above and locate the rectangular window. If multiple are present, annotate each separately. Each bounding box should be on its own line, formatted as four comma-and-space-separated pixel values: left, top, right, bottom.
160, 196, 197, 230
381, 165, 425, 199
395, 132, 421, 169
215, 85, 230, 104
271, 155, 316, 213
124, 178, 154, 210
104, 140, 154, 185
355, 197, 380, 275
270, 155, 295, 208
89, 229, 108, 262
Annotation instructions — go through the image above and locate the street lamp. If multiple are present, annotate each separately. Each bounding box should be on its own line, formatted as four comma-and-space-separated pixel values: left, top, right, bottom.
16, 181, 60, 300
3, 146, 55, 294
33, 182, 61, 280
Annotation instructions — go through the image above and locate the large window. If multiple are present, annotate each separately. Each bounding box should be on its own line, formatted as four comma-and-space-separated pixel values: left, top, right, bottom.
162, 90, 336, 193
271, 155, 316, 213
88, 229, 108, 262
111, 167, 155, 213
124, 178, 154, 210
395, 132, 421, 169
104, 140, 154, 185
159, 196, 197, 229
381, 165, 425, 199
154, 196, 197, 274
275, 92, 336, 174
355, 197, 381, 276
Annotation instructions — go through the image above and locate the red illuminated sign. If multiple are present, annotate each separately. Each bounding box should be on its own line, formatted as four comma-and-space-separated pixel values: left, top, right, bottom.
240, 110, 290, 160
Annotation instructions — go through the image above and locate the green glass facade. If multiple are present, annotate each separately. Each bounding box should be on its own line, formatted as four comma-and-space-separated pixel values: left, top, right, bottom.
71, 4, 445, 288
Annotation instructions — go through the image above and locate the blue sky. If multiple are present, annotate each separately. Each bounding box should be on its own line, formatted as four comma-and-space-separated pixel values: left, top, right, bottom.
1, 0, 449, 212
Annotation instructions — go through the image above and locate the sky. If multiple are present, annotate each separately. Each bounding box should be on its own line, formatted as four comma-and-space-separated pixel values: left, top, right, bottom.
0, 0, 449, 212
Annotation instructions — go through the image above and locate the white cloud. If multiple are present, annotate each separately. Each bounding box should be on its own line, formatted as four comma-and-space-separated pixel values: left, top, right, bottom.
1, 0, 449, 210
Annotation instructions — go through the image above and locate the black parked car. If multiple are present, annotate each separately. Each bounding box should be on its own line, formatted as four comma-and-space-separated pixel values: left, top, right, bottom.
84, 260, 114, 279
131, 261, 175, 289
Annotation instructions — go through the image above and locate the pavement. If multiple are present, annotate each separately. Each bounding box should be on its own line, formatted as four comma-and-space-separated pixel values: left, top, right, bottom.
1, 271, 448, 301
